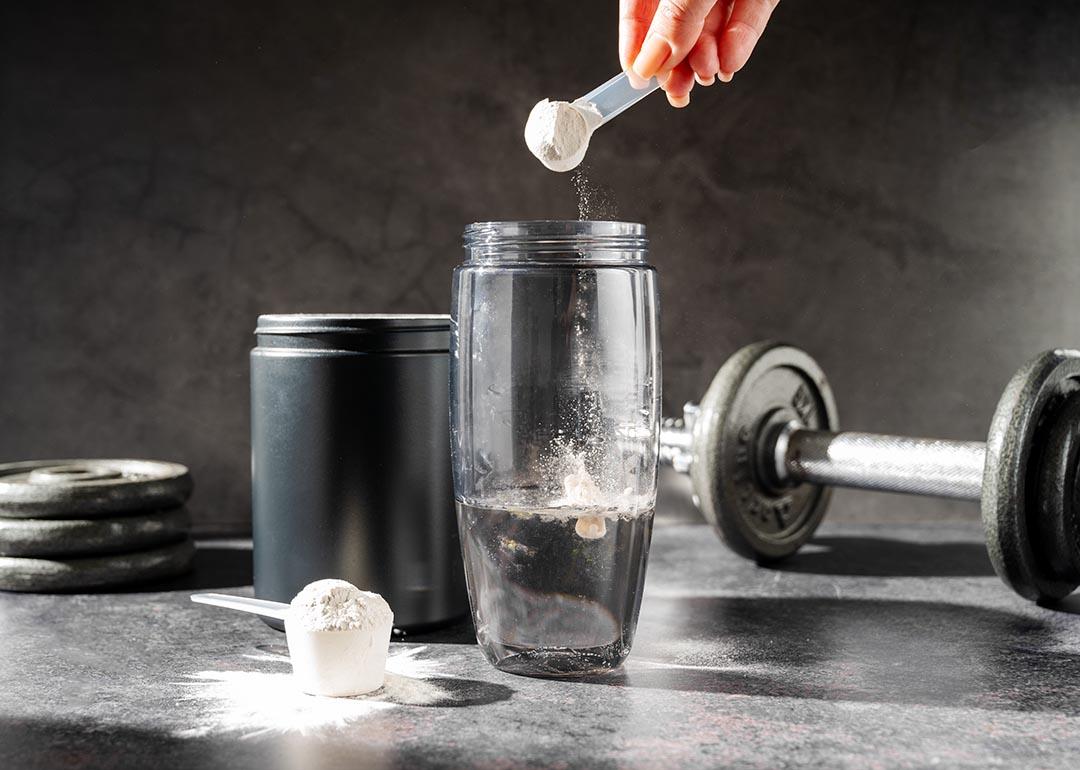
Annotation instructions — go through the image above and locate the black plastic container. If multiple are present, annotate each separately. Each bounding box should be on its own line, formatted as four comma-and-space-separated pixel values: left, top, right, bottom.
250, 314, 467, 630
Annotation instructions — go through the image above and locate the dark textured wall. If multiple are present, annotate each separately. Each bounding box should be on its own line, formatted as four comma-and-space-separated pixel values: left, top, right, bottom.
2, 1, 1078, 533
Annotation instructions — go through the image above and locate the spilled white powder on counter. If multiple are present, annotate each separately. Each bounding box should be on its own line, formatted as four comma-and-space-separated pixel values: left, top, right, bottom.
176, 647, 447, 739
289, 578, 393, 632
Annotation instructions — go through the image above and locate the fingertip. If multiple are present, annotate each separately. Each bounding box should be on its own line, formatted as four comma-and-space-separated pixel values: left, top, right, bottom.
667, 92, 690, 108
694, 73, 715, 87
631, 35, 672, 81
662, 62, 695, 108
688, 34, 720, 84
718, 23, 758, 77
618, 43, 636, 78
625, 69, 650, 90
618, 11, 649, 77
718, 70, 733, 83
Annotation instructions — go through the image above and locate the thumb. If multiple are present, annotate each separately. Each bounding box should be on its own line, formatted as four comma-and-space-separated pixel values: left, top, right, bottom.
631, 0, 716, 81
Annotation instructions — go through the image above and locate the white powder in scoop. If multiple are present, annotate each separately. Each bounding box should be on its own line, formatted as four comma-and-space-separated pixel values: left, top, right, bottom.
524, 99, 600, 172
289, 579, 393, 632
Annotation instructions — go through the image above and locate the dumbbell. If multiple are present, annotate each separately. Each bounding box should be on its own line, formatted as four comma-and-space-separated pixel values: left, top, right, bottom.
659, 341, 1080, 603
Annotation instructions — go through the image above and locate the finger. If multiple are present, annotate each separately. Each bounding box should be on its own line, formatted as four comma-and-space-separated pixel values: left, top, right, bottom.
631, 0, 718, 82
619, 0, 659, 73
718, 0, 779, 76
688, 30, 718, 84
688, 1, 729, 84
662, 60, 696, 107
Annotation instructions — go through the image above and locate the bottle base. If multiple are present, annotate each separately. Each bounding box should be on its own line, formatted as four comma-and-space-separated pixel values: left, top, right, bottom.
486, 642, 631, 678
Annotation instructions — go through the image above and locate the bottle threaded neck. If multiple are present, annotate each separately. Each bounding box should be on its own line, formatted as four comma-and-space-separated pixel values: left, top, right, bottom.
463, 220, 648, 263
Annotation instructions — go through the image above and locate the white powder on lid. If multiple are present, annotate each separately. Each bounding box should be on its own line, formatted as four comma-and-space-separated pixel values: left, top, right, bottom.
289, 579, 393, 632
524, 99, 600, 172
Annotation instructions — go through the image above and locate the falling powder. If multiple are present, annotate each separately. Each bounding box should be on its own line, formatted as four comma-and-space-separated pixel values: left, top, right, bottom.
571, 167, 619, 221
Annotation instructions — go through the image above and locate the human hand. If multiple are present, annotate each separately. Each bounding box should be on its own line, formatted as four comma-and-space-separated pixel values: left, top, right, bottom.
619, 0, 779, 107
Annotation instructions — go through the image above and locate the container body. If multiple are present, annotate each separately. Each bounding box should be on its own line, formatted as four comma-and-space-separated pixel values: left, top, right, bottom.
451, 221, 661, 677
284, 619, 393, 697
251, 315, 468, 630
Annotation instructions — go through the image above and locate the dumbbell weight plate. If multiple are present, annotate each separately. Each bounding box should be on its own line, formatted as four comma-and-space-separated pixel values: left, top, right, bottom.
1035, 393, 1080, 582
0, 508, 191, 558
0, 538, 196, 592
0, 460, 192, 518
691, 341, 838, 561
983, 349, 1080, 602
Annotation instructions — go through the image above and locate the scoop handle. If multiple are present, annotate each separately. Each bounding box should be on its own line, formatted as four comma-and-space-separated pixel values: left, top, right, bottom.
191, 592, 290, 621
576, 72, 661, 127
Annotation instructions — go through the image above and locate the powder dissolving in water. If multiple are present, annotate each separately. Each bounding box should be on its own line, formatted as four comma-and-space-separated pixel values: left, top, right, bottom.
554, 453, 639, 540
457, 442, 654, 676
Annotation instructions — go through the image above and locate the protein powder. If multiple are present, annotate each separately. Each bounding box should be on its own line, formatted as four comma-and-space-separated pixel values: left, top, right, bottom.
284, 579, 394, 697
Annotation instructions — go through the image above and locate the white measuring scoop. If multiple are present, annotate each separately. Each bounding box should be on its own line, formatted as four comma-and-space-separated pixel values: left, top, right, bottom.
191, 592, 289, 620
525, 72, 660, 172
192, 590, 393, 697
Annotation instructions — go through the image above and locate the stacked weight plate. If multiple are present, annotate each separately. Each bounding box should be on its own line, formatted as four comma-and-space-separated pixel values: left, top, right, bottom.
0, 460, 195, 591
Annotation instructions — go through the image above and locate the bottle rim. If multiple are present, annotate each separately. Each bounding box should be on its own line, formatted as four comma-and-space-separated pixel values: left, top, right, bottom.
463, 220, 648, 262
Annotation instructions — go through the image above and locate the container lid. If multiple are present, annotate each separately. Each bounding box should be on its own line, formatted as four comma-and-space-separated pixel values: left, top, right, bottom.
255, 314, 450, 353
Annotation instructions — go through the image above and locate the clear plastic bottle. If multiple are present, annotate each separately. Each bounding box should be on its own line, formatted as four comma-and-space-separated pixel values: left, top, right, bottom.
451, 221, 660, 677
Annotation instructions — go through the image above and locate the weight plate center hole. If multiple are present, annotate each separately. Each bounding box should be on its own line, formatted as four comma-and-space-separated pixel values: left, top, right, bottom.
27, 466, 124, 484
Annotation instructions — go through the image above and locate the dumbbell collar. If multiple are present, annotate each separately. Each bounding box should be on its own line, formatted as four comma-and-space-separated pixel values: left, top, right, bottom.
660, 403, 698, 474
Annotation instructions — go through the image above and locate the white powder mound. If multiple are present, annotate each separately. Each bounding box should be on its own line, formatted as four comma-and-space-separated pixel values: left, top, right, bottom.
524, 99, 598, 172
289, 579, 393, 632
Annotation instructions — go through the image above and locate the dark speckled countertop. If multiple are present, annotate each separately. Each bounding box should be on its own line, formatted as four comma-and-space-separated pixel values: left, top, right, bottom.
3, 509, 1080, 769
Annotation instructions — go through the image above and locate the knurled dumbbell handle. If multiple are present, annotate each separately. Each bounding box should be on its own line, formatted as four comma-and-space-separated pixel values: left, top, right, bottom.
777, 427, 986, 501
